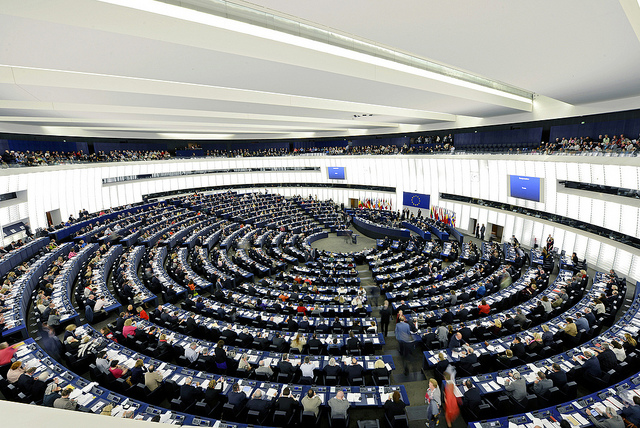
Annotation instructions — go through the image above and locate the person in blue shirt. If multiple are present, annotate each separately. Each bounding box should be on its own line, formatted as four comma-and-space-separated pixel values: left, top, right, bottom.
622, 395, 640, 427
395, 316, 414, 375
476, 284, 486, 298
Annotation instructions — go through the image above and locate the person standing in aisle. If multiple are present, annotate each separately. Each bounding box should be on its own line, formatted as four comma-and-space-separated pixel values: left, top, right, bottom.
480, 224, 486, 241
475, 224, 480, 239
395, 315, 415, 376
380, 300, 392, 337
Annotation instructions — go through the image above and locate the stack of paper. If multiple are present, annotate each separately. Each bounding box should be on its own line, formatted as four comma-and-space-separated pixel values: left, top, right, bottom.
346, 393, 361, 402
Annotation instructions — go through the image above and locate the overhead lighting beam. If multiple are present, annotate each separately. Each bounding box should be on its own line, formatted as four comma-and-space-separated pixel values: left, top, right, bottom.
95, 0, 532, 108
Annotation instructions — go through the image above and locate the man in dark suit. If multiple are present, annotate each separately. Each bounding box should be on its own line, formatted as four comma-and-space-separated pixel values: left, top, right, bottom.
253, 332, 269, 350
457, 305, 469, 321
307, 333, 323, 350
275, 387, 298, 418
462, 379, 481, 411
246, 389, 273, 417
503, 315, 516, 332
346, 331, 361, 352
577, 351, 602, 377
272, 333, 286, 352
510, 336, 526, 359
448, 332, 463, 349
180, 377, 204, 403
286, 317, 298, 332
546, 363, 567, 388
316, 321, 330, 334
584, 308, 596, 327
472, 320, 487, 341
380, 301, 392, 337
594, 344, 618, 372
345, 357, 364, 383
460, 325, 473, 342
122, 281, 135, 301
238, 328, 254, 347
457, 346, 478, 374
332, 317, 344, 333
183, 312, 197, 334
350, 320, 364, 334
228, 383, 247, 409
277, 354, 297, 377
441, 308, 454, 325
16, 367, 37, 393
299, 316, 310, 332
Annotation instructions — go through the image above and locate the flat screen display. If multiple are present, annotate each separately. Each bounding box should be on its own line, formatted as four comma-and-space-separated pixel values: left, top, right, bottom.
509, 175, 542, 202
328, 167, 345, 180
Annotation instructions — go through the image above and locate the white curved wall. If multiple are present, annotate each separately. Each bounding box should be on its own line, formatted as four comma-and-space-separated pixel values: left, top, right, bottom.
1, 154, 639, 281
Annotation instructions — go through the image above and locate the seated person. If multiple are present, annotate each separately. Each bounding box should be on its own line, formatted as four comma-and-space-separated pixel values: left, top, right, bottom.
108, 360, 129, 379
345, 357, 364, 383
246, 389, 273, 417
504, 372, 527, 404
462, 380, 481, 411
531, 371, 553, 396
622, 396, 640, 427
277, 354, 297, 378
301, 389, 322, 417
383, 390, 406, 419
592, 343, 618, 371
328, 390, 350, 419
255, 360, 274, 378
299, 356, 315, 382
546, 363, 567, 388
585, 407, 624, 428
227, 382, 247, 409
571, 350, 601, 378
373, 358, 389, 379
180, 376, 204, 403
324, 357, 341, 378
275, 387, 298, 417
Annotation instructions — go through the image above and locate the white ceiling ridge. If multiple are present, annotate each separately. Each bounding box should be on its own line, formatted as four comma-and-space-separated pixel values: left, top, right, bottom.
0, 64, 454, 121
0, 116, 384, 132
0, 100, 400, 128
1, 0, 533, 110
119, 0, 534, 102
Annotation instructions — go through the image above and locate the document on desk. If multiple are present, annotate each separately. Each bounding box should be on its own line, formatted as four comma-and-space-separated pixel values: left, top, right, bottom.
572, 413, 588, 425
453, 385, 463, 398
159, 411, 172, 423
69, 388, 83, 400
488, 381, 500, 390
77, 392, 95, 407
606, 396, 624, 410
592, 402, 607, 414
482, 382, 493, 393
91, 401, 106, 413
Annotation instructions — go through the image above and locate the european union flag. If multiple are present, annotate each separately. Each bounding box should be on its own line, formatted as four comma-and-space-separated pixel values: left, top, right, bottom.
402, 192, 430, 209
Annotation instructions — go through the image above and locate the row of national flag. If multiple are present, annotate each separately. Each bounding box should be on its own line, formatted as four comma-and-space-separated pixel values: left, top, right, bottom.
358, 198, 392, 210
430, 205, 456, 227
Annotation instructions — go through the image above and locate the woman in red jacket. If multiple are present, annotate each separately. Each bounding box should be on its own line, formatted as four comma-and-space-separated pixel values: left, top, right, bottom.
478, 299, 491, 316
